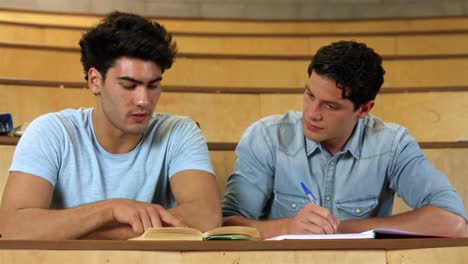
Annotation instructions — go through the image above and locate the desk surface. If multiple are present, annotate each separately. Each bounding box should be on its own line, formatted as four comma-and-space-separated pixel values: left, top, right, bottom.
1, 238, 468, 251
2, 239, 468, 264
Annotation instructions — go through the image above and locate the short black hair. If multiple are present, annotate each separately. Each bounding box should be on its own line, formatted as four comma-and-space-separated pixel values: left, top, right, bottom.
307, 40, 385, 110
79, 11, 177, 81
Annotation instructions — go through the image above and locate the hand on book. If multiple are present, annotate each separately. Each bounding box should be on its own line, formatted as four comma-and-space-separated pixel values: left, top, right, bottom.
109, 199, 185, 234
287, 203, 340, 235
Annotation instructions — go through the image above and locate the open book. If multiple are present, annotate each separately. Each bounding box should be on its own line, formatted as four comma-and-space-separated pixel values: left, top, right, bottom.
267, 228, 449, 240
131, 226, 260, 241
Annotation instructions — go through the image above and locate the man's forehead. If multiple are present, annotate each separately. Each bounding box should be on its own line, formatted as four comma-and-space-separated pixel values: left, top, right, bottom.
307, 76, 349, 102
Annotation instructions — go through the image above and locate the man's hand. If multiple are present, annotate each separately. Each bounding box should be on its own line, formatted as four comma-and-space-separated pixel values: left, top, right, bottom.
287, 203, 340, 234
109, 199, 186, 234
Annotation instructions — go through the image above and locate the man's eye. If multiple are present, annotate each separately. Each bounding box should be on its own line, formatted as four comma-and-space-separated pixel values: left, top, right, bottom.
326, 104, 335, 109
122, 84, 136, 89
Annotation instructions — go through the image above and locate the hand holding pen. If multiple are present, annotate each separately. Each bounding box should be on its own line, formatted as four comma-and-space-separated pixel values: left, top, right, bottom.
301, 182, 317, 204
283, 182, 340, 234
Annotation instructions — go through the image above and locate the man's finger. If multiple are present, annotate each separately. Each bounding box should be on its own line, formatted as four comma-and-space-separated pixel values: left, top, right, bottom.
139, 208, 153, 231
157, 207, 185, 227
147, 206, 163, 228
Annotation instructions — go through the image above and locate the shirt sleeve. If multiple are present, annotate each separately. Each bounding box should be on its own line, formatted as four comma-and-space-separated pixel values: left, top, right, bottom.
166, 117, 214, 177
222, 120, 276, 219
9, 114, 64, 187
387, 130, 468, 222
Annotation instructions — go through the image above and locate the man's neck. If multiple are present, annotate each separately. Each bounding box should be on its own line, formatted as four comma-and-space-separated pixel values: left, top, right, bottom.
323, 123, 359, 156
92, 109, 143, 154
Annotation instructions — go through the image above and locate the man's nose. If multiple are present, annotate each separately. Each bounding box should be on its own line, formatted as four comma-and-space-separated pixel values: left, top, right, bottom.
134, 86, 149, 107
307, 101, 322, 121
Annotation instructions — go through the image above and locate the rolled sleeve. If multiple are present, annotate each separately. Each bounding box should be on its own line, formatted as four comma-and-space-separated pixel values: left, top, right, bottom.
388, 131, 468, 222
222, 121, 275, 219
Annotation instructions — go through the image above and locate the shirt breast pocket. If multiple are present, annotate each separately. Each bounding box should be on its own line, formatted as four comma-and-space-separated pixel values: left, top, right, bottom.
335, 195, 378, 220
270, 191, 309, 219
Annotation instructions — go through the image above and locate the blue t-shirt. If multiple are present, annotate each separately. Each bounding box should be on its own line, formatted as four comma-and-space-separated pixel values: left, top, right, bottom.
222, 111, 468, 222
10, 108, 214, 209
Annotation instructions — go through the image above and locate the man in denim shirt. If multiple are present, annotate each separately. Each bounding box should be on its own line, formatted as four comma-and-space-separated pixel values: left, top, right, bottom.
222, 40, 467, 239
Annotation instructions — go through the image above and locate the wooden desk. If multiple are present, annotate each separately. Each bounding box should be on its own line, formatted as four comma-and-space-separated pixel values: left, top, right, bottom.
1, 238, 468, 264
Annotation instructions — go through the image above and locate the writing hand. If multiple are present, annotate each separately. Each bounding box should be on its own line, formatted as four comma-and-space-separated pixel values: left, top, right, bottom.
287, 203, 340, 234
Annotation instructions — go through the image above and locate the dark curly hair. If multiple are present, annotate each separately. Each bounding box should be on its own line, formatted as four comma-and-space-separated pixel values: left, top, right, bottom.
79, 11, 177, 81
307, 40, 385, 110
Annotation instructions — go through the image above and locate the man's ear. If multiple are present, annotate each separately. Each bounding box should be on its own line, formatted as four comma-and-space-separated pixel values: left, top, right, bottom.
357, 100, 375, 118
88, 68, 103, 96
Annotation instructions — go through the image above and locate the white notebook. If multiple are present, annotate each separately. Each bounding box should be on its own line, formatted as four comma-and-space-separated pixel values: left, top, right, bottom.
266, 228, 448, 240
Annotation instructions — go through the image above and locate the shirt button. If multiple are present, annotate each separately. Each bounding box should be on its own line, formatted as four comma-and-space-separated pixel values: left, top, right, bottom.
355, 209, 361, 214
291, 203, 297, 209
329, 161, 334, 166
325, 196, 331, 201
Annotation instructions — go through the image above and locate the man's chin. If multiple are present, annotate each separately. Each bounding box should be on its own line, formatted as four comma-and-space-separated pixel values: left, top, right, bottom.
124, 125, 148, 135
304, 129, 326, 141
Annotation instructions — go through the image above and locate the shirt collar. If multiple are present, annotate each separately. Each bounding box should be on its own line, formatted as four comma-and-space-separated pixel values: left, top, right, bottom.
304, 117, 366, 158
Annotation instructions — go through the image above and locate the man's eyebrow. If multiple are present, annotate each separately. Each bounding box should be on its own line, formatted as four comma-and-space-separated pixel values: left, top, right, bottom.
117, 76, 163, 84
304, 84, 342, 106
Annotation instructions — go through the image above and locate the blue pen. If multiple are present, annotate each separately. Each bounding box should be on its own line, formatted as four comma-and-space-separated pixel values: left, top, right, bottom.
300, 182, 317, 204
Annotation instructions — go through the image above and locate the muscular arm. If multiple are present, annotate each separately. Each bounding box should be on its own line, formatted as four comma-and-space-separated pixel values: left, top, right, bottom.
169, 170, 222, 232
0, 172, 183, 240
0, 172, 114, 239
84, 170, 222, 238
339, 205, 467, 237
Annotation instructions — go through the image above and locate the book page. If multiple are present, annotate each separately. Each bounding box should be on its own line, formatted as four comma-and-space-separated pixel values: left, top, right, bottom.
203, 226, 260, 240
130, 227, 203, 241
266, 228, 450, 240
266, 231, 375, 241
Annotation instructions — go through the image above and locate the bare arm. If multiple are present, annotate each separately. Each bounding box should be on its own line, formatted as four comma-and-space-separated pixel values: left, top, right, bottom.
0, 172, 183, 240
169, 170, 222, 232
224, 203, 339, 239
339, 205, 467, 237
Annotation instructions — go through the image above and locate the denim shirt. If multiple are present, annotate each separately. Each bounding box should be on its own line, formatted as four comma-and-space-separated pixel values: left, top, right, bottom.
222, 111, 467, 222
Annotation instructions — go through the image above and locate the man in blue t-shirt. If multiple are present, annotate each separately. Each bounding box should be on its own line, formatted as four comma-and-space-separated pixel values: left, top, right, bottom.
0, 12, 221, 239
222, 40, 467, 239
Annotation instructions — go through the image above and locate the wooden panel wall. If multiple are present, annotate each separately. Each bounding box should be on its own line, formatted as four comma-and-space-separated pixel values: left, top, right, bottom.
260, 92, 468, 142
1, 9, 468, 34
1, 22, 468, 58
2, 46, 468, 92
3, 86, 468, 143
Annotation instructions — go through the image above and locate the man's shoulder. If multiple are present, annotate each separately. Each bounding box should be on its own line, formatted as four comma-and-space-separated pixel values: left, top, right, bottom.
149, 113, 196, 129
359, 115, 411, 156
363, 115, 407, 136
247, 111, 304, 153
146, 113, 199, 140
256, 111, 302, 129
27, 108, 90, 132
